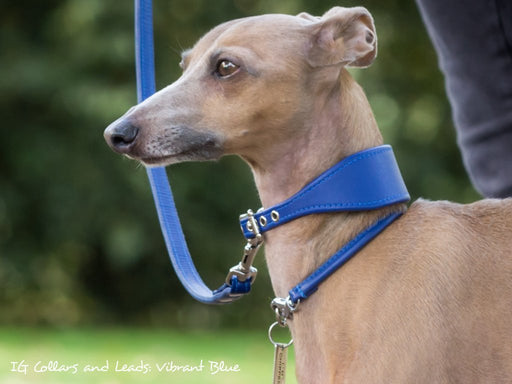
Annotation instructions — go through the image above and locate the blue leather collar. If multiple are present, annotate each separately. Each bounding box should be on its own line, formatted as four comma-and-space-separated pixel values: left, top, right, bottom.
255, 145, 409, 320
240, 145, 409, 239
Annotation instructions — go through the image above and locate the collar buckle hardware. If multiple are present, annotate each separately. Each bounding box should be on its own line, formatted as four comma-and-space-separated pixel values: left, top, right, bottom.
240, 208, 262, 236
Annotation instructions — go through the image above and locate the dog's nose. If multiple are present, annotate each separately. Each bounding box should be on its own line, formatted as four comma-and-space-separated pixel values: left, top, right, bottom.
104, 120, 139, 153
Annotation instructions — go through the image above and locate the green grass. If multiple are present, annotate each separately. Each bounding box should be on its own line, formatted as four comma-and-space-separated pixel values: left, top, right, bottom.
0, 327, 297, 384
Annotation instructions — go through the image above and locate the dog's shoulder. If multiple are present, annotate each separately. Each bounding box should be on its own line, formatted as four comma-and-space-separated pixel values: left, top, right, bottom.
409, 197, 512, 224
401, 198, 512, 250
388, 198, 512, 281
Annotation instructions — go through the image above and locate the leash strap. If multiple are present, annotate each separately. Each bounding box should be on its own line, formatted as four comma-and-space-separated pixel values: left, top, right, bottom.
240, 145, 409, 239
135, 0, 246, 304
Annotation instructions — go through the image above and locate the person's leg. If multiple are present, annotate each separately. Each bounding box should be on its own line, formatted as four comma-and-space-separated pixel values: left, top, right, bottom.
415, 0, 512, 197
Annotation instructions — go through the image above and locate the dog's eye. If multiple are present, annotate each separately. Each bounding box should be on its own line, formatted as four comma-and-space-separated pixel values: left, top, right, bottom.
215, 60, 240, 77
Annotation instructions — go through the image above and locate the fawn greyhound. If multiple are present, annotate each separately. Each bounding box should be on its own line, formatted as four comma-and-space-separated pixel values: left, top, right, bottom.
104, 6, 512, 383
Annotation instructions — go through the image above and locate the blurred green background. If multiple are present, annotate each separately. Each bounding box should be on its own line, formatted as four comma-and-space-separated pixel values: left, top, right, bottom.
1, 0, 479, 373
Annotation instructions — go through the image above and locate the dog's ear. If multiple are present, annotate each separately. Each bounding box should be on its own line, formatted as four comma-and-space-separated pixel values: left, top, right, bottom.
297, 12, 320, 22
307, 6, 377, 68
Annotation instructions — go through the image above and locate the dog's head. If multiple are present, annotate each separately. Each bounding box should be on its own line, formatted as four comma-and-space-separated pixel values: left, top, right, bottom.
104, 7, 377, 167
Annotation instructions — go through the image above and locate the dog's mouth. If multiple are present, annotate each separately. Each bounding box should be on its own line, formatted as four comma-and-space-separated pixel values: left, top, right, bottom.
140, 151, 218, 167
139, 154, 178, 167
139, 134, 224, 167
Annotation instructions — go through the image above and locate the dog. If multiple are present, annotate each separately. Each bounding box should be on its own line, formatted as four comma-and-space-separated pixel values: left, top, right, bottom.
104, 6, 512, 383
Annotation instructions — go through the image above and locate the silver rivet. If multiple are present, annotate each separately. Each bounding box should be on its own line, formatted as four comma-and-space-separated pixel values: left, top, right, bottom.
259, 216, 267, 227
246, 221, 254, 232
271, 210, 280, 222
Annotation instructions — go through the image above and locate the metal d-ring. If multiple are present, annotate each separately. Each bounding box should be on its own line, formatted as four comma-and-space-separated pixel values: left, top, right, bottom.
268, 321, 293, 348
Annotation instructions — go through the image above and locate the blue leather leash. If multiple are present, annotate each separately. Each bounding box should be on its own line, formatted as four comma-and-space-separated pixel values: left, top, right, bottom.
134, 0, 410, 311
135, 0, 244, 303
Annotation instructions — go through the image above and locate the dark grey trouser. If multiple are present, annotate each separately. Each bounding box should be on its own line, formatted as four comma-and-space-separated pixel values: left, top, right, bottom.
415, 0, 512, 198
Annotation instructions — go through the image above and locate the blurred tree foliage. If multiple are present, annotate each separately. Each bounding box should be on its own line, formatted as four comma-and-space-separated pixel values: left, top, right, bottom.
0, 0, 479, 327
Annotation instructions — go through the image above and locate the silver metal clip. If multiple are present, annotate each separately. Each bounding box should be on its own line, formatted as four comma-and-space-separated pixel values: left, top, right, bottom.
271, 296, 300, 326
225, 209, 264, 286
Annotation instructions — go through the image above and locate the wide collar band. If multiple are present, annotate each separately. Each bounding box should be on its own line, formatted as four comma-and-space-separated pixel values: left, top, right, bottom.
240, 145, 410, 239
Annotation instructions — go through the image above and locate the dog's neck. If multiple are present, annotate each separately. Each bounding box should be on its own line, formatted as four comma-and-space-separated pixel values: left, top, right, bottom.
246, 70, 401, 297
246, 69, 405, 379
251, 70, 383, 207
